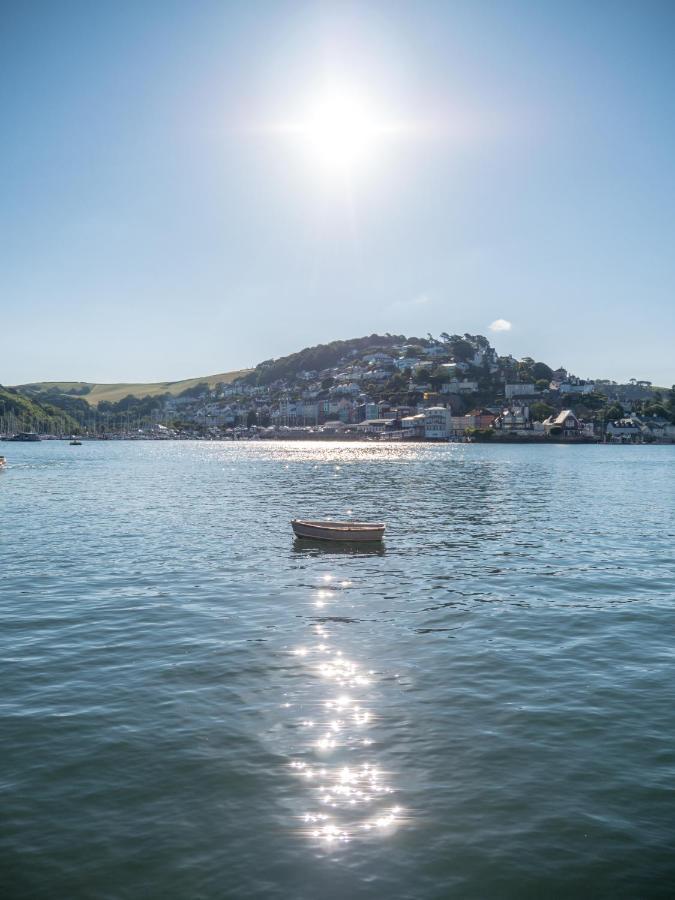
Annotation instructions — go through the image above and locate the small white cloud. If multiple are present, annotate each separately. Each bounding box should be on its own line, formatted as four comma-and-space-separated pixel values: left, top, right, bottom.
412, 293, 430, 306
489, 318, 512, 332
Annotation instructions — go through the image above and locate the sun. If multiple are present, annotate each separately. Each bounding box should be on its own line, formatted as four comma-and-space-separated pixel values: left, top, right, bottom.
291, 85, 391, 174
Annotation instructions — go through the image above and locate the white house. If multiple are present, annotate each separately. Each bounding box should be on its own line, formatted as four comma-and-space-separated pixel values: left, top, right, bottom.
542, 409, 581, 437
401, 414, 425, 438
365, 352, 395, 365
505, 383, 538, 399
496, 406, 531, 433
356, 418, 393, 435
559, 382, 595, 395
606, 418, 643, 442
394, 357, 421, 371
441, 380, 479, 395
423, 406, 451, 440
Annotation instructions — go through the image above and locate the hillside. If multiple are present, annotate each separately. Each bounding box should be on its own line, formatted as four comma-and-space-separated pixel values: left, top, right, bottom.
7, 332, 672, 438
242, 334, 414, 386
16, 370, 251, 407
0, 385, 80, 433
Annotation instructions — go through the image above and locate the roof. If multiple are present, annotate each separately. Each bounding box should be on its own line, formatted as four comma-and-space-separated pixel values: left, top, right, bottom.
358, 418, 393, 426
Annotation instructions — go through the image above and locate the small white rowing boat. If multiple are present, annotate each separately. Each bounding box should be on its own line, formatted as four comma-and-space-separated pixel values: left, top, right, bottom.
291, 519, 385, 542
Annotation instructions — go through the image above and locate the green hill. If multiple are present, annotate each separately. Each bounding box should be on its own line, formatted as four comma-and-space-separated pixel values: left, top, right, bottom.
16, 370, 251, 407
0, 385, 81, 433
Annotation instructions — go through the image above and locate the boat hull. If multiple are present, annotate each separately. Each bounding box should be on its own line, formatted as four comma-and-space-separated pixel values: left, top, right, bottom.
291, 520, 385, 542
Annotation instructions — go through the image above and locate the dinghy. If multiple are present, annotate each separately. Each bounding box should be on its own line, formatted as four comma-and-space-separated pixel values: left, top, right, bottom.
291, 519, 385, 542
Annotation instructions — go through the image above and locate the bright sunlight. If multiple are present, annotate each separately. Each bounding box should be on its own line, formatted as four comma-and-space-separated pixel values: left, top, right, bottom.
288, 84, 399, 175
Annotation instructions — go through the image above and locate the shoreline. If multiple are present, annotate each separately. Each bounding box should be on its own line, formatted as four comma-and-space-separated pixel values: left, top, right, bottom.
2, 434, 669, 445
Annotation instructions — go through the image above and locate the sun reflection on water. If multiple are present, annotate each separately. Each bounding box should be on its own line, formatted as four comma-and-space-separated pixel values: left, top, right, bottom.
284, 575, 403, 846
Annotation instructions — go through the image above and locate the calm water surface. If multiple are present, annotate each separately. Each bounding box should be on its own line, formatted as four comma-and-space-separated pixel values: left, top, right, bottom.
1, 440, 674, 899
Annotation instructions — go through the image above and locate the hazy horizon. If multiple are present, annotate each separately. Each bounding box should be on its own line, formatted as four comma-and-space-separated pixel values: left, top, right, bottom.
5, 326, 671, 389
2, 1, 674, 386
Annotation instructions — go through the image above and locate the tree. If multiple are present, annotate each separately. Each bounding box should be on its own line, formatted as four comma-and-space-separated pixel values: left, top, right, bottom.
604, 402, 624, 422
413, 367, 432, 384
449, 338, 474, 361
642, 401, 669, 419
530, 401, 554, 421
577, 392, 607, 411
246, 410, 258, 428
466, 427, 493, 441
531, 362, 554, 382
321, 376, 334, 390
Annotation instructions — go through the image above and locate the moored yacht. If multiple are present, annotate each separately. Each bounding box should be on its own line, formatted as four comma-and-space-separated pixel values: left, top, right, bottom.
10, 432, 41, 442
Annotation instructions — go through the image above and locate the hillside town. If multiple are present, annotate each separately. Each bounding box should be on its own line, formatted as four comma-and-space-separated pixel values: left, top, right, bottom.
2, 333, 674, 443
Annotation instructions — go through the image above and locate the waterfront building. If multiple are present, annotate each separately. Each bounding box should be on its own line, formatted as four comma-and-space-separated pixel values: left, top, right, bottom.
423, 407, 451, 440
542, 409, 581, 437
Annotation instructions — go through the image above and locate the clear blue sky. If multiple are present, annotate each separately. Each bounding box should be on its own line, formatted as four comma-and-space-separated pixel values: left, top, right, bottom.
1, 0, 674, 386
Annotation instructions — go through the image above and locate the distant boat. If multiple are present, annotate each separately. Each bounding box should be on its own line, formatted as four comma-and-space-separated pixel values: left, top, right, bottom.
291, 519, 386, 542
69, 437, 82, 445
0, 455, 6, 469
10, 432, 41, 442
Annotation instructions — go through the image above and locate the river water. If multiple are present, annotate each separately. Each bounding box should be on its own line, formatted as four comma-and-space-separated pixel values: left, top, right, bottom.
1, 440, 674, 899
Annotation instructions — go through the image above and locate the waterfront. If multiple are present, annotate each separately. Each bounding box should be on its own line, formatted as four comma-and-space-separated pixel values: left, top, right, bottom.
1, 441, 674, 899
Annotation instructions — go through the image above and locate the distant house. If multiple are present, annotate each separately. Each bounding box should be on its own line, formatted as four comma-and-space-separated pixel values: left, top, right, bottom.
394, 357, 421, 371
424, 345, 449, 360
448, 409, 496, 437
356, 402, 380, 422
505, 383, 538, 399
365, 352, 395, 365
355, 418, 393, 435
401, 414, 425, 438
558, 382, 595, 395
321, 420, 348, 433
466, 408, 497, 429
438, 361, 472, 378
423, 406, 451, 440
495, 406, 531, 433
331, 382, 361, 396
366, 369, 390, 382
542, 409, 581, 437
441, 379, 478, 395
606, 418, 643, 442
642, 418, 675, 442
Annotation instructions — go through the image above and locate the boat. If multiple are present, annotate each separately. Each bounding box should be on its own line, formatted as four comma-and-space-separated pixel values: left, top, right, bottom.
291, 519, 385, 542
10, 432, 41, 442
69, 438, 82, 445
0, 456, 6, 469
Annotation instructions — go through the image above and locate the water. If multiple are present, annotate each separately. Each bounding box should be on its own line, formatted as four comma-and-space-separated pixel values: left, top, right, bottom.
1, 440, 674, 899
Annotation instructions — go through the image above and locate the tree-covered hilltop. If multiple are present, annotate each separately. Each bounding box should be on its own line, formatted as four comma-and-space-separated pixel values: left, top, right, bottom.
242, 334, 410, 386
0, 385, 80, 434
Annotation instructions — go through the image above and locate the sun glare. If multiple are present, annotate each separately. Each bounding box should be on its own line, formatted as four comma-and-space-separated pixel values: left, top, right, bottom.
289, 85, 395, 175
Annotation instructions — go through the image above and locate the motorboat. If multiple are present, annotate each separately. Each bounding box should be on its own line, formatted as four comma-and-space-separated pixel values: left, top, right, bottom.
10, 432, 40, 442
69, 438, 82, 445
0, 456, 6, 469
291, 519, 385, 542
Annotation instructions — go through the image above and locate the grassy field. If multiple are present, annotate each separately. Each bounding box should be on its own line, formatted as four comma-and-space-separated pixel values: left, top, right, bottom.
16, 370, 251, 406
